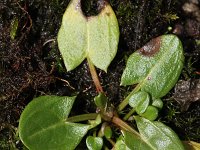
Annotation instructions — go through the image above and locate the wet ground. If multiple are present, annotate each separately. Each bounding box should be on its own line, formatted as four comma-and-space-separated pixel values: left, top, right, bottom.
0, 0, 200, 149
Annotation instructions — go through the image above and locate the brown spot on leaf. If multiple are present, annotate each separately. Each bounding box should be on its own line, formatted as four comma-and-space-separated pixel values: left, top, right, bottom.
139, 37, 161, 57
106, 12, 110, 16
98, 0, 108, 12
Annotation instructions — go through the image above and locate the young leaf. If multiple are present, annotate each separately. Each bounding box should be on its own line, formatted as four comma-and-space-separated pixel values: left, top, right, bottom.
140, 105, 158, 121
19, 96, 91, 150
57, 0, 119, 72
134, 116, 185, 150
104, 125, 112, 139
128, 91, 150, 114
86, 136, 103, 150
121, 34, 184, 98
152, 98, 163, 109
94, 93, 108, 108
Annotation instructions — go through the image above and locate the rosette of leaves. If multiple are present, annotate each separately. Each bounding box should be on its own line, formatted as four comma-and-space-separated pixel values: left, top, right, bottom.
57, 0, 119, 72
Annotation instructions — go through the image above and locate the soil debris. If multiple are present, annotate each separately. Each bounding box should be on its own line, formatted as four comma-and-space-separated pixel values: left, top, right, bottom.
174, 79, 200, 111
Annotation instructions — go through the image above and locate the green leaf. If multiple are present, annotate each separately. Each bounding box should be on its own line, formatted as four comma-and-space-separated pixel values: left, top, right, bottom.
104, 125, 112, 139
123, 130, 154, 150
86, 136, 103, 150
57, 0, 119, 71
129, 91, 150, 114
114, 138, 131, 150
94, 93, 108, 108
19, 96, 91, 150
140, 105, 158, 121
121, 34, 184, 98
134, 116, 185, 150
88, 114, 102, 129
152, 98, 163, 109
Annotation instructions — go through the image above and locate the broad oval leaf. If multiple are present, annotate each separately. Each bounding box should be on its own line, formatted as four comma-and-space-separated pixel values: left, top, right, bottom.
134, 116, 185, 150
129, 91, 150, 114
121, 34, 184, 98
86, 136, 103, 150
57, 0, 119, 71
19, 96, 90, 150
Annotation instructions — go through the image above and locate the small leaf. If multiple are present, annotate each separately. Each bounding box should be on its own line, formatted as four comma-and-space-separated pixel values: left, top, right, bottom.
94, 93, 108, 108
135, 116, 185, 150
121, 34, 184, 98
86, 136, 103, 150
140, 106, 158, 121
152, 98, 163, 109
104, 126, 112, 139
129, 91, 150, 114
88, 114, 102, 129
57, 0, 119, 71
19, 96, 90, 150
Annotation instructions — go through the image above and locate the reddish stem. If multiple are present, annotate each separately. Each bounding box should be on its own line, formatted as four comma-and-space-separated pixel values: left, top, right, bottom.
87, 58, 104, 93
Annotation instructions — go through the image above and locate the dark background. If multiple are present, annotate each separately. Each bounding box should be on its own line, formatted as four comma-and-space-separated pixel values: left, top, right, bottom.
0, 0, 200, 149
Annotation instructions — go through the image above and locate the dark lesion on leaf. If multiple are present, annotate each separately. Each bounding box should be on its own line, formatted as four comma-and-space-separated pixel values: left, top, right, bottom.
139, 37, 161, 57
79, 0, 109, 18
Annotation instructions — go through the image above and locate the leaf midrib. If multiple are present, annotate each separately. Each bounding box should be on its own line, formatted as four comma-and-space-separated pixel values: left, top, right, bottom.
136, 37, 178, 95
138, 119, 183, 150
28, 122, 64, 140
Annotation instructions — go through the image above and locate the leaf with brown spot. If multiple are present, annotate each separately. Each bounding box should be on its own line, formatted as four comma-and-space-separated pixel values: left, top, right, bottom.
121, 34, 184, 98
57, 0, 119, 72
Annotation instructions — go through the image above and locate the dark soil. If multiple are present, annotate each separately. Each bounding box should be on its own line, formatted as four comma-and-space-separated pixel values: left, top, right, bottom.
0, 0, 200, 149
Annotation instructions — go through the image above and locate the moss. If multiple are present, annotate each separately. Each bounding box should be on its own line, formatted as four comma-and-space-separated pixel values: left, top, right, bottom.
160, 100, 200, 142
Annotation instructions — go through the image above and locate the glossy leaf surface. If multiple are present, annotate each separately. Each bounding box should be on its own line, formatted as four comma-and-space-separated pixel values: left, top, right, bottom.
57, 0, 119, 71
123, 130, 154, 150
121, 34, 184, 98
86, 136, 103, 150
152, 98, 163, 109
114, 138, 131, 150
134, 116, 185, 150
129, 91, 150, 114
94, 93, 108, 108
19, 96, 90, 150
140, 105, 158, 121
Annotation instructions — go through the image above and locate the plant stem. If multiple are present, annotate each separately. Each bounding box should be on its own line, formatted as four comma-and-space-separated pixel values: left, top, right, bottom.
87, 57, 104, 93
117, 84, 141, 111
66, 113, 98, 122
112, 116, 140, 137
123, 108, 135, 121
